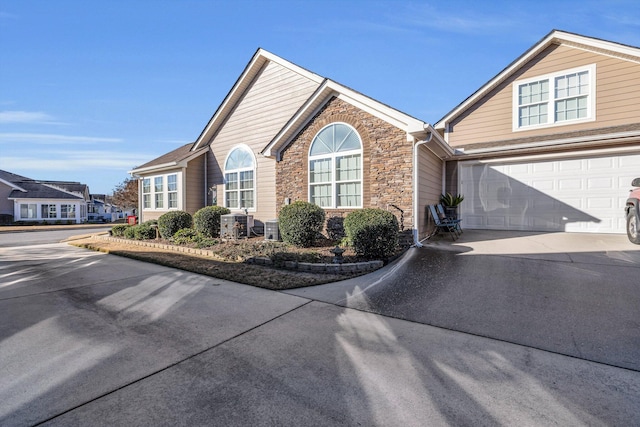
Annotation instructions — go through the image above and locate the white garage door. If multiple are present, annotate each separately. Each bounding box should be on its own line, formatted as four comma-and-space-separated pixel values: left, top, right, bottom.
459, 153, 640, 233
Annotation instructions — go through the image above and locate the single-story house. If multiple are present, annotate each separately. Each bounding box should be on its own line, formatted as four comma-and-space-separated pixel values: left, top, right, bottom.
435, 30, 640, 234
131, 49, 453, 243
0, 169, 90, 224
132, 29, 639, 240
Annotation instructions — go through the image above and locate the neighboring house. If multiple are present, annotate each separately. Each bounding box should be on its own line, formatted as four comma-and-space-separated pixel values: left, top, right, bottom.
436, 30, 640, 234
0, 169, 90, 224
131, 49, 453, 243
88, 194, 118, 222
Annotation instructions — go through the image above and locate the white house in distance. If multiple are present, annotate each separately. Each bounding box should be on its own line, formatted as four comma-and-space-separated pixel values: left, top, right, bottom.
0, 169, 89, 224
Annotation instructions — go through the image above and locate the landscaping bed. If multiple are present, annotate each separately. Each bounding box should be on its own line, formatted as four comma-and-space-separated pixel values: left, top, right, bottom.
71, 235, 390, 290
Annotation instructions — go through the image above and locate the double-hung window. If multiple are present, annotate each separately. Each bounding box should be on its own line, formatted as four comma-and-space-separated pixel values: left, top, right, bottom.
224, 146, 255, 210
308, 123, 362, 209
61, 204, 75, 218
167, 174, 178, 208
41, 204, 56, 219
514, 64, 595, 130
154, 176, 164, 209
142, 178, 151, 209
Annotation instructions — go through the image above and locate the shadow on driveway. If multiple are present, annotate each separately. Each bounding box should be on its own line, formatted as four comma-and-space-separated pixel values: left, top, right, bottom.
285, 231, 640, 371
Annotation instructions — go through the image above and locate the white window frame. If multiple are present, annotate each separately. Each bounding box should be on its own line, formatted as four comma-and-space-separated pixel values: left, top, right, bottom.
512, 64, 596, 131
308, 122, 363, 209
20, 203, 38, 219
141, 173, 181, 211
224, 145, 256, 211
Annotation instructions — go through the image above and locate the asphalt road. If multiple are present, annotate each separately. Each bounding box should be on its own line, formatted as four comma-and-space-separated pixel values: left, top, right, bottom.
0, 226, 110, 247
1, 234, 639, 425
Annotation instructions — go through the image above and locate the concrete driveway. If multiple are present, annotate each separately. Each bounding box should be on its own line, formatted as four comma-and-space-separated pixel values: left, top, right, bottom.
286, 230, 640, 371
1, 235, 639, 425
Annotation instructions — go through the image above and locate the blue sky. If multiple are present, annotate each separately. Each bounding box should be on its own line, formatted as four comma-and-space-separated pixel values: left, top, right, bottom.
1, 0, 639, 194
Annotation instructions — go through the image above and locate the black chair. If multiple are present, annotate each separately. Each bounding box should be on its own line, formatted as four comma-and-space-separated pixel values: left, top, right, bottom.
429, 205, 459, 241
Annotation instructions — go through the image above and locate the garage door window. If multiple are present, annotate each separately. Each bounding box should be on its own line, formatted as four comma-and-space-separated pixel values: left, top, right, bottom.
514, 64, 595, 130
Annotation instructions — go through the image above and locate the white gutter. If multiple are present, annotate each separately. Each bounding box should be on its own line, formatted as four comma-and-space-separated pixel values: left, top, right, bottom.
412, 129, 433, 248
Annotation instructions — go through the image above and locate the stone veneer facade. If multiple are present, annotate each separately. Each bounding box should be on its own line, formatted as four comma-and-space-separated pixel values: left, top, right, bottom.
276, 97, 414, 230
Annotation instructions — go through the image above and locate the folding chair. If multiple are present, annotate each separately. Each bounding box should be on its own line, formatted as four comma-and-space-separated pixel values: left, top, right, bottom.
437, 204, 463, 234
428, 205, 459, 241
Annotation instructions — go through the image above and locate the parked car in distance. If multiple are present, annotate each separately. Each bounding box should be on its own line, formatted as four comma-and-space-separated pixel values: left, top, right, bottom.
626, 177, 640, 244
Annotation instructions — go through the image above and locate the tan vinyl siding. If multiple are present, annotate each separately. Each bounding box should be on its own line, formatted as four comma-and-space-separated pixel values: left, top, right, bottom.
417, 145, 443, 239
205, 60, 320, 223
448, 44, 640, 147
185, 155, 205, 214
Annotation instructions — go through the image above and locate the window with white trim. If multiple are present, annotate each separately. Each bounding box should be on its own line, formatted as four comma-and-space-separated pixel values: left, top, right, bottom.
142, 178, 151, 209
141, 173, 181, 210
513, 64, 595, 130
61, 204, 76, 219
308, 123, 362, 208
167, 174, 178, 209
20, 203, 37, 219
154, 177, 164, 209
224, 146, 255, 210
41, 204, 56, 219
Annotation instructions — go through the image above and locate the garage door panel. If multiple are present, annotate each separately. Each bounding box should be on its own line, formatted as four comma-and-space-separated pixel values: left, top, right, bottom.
459, 153, 640, 234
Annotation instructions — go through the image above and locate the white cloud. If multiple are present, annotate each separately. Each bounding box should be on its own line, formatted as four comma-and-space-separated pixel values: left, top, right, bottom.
0, 111, 61, 124
0, 133, 122, 144
0, 151, 151, 171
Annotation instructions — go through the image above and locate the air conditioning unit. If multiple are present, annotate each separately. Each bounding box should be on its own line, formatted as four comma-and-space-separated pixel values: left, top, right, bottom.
264, 219, 280, 241
220, 214, 253, 239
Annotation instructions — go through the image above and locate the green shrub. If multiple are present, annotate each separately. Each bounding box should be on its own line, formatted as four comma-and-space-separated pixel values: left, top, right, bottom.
123, 225, 136, 239
157, 211, 193, 239
134, 222, 157, 240
171, 228, 199, 245
278, 201, 325, 247
344, 208, 399, 260
111, 224, 129, 237
193, 206, 230, 238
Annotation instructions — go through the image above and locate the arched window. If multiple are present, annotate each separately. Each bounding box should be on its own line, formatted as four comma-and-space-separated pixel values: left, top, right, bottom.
308, 123, 362, 208
224, 146, 255, 209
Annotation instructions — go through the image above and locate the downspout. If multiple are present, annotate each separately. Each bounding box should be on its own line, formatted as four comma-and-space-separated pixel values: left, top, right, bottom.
412, 128, 433, 248
204, 150, 208, 205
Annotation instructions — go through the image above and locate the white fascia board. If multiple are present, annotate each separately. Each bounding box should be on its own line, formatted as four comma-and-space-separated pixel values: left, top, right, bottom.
193, 49, 324, 151
129, 162, 178, 175
434, 30, 640, 132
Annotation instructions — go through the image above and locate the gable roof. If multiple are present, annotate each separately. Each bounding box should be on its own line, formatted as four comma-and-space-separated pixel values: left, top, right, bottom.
191, 49, 325, 151
434, 29, 640, 131
130, 143, 208, 175
261, 78, 437, 159
8, 181, 86, 200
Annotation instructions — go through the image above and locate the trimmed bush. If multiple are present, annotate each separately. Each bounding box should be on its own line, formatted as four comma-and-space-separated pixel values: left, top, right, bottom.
344, 208, 399, 260
123, 225, 136, 239
157, 211, 193, 239
278, 201, 325, 247
134, 222, 157, 240
171, 228, 199, 245
194, 206, 230, 238
111, 224, 129, 237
